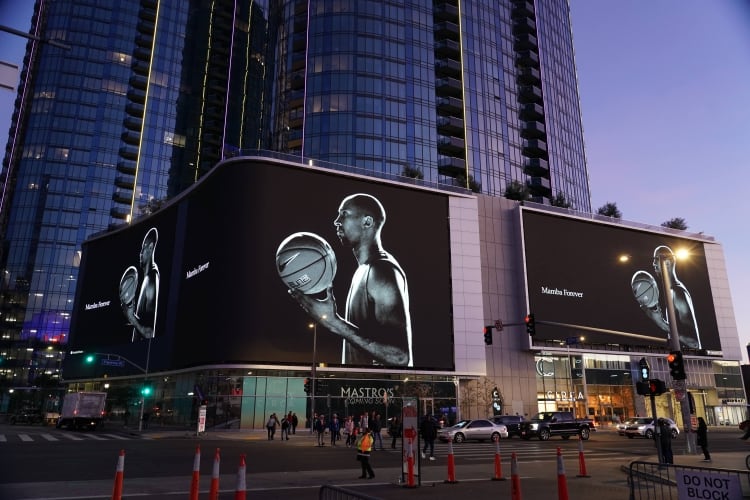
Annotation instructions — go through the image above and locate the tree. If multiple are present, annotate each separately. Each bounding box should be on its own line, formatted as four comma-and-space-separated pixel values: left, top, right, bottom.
596, 202, 621, 219
662, 217, 688, 230
504, 180, 529, 201
459, 377, 503, 420
550, 192, 572, 208
401, 165, 424, 180
455, 173, 481, 193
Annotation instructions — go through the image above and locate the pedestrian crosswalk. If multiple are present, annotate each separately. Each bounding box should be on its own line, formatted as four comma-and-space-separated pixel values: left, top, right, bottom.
428, 440, 621, 463
0, 431, 138, 443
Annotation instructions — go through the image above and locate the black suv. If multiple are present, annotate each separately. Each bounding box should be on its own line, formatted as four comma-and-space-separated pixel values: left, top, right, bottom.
490, 415, 524, 438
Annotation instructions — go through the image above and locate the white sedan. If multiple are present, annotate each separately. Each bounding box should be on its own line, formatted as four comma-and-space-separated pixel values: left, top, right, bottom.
437, 419, 508, 443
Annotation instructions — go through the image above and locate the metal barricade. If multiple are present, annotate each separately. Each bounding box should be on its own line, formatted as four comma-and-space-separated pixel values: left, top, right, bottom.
628, 461, 750, 499
318, 484, 382, 500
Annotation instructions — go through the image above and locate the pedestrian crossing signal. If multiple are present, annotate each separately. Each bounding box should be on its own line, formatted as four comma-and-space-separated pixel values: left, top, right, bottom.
525, 314, 536, 336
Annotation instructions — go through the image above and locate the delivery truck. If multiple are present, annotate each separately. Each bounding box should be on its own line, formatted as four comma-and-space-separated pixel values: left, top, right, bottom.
56, 391, 107, 430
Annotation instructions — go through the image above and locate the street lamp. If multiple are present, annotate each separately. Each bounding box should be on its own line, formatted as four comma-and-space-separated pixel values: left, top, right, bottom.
308, 315, 326, 419
563, 336, 584, 414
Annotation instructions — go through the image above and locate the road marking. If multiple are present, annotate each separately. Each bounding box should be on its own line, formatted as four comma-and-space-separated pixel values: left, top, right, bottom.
100, 433, 129, 440
84, 434, 107, 440
41, 433, 59, 441
0, 435, 6, 442
19, 434, 33, 442
59, 433, 85, 441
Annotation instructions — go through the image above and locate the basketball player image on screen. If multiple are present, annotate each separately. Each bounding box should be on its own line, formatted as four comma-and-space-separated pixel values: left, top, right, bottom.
285, 193, 413, 367
630, 245, 701, 349
120, 227, 160, 342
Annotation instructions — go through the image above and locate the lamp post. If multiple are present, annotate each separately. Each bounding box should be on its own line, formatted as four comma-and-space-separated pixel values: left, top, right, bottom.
137, 338, 152, 432
564, 336, 584, 415
656, 250, 696, 454
308, 315, 326, 420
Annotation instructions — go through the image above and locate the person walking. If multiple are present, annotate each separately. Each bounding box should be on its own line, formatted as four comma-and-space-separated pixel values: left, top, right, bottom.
420, 414, 437, 460
330, 414, 341, 446
344, 416, 355, 447
697, 417, 711, 461
356, 428, 375, 479
314, 414, 326, 446
281, 415, 290, 441
656, 419, 673, 464
266, 413, 278, 440
371, 413, 384, 450
292, 412, 299, 434
389, 416, 401, 449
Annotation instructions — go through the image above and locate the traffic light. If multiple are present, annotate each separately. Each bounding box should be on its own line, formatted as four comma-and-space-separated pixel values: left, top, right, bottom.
84, 354, 95, 364
638, 357, 650, 382
648, 379, 667, 396
304, 378, 311, 394
636, 382, 650, 396
483, 325, 493, 345
525, 313, 536, 336
667, 350, 686, 380
140, 385, 152, 396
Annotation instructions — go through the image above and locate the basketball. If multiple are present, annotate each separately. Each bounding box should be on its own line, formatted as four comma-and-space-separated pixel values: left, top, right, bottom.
631, 270, 659, 308
119, 266, 139, 305
276, 232, 337, 295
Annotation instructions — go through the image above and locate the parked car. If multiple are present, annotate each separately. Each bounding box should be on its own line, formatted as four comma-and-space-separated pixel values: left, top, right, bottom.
9, 408, 43, 425
617, 418, 636, 436
623, 417, 679, 439
490, 415, 524, 438
519, 411, 596, 441
437, 419, 508, 443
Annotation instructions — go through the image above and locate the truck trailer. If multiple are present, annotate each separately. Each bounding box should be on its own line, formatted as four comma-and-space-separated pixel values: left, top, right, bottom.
56, 391, 107, 430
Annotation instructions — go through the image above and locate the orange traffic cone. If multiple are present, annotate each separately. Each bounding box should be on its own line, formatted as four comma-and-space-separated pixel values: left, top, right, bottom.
234, 453, 247, 500
444, 439, 458, 483
111, 449, 125, 500
209, 448, 221, 500
576, 435, 590, 478
189, 445, 201, 500
491, 435, 505, 481
510, 452, 522, 500
556, 447, 569, 500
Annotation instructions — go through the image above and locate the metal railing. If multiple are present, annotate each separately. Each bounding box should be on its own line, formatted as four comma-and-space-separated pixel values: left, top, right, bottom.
628, 460, 750, 499
319, 484, 382, 500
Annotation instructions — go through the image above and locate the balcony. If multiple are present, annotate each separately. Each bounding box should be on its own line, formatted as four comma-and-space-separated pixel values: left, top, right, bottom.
522, 139, 547, 157
512, 1, 535, 20
436, 115, 464, 134
523, 158, 549, 176
138, 8, 156, 22
513, 17, 537, 35
112, 190, 132, 205
434, 3, 459, 21
435, 39, 460, 57
517, 66, 541, 85
129, 74, 148, 90
514, 33, 538, 52
435, 58, 461, 77
436, 96, 463, 114
293, 32, 306, 51
126, 88, 146, 104
436, 77, 462, 97
521, 121, 546, 140
518, 85, 543, 104
123, 115, 142, 131
118, 146, 138, 161
135, 33, 153, 48
120, 130, 141, 146
528, 176, 552, 194
115, 175, 135, 189
519, 102, 544, 121
116, 160, 136, 176
437, 135, 465, 153
516, 50, 539, 67
110, 206, 130, 220
434, 21, 460, 39
437, 156, 465, 176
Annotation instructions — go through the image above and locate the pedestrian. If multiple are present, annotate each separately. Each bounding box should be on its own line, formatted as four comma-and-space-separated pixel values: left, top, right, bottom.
141, 412, 150, 430
266, 413, 278, 440
344, 416, 355, 447
281, 415, 290, 440
314, 414, 326, 446
389, 416, 401, 449
292, 412, 299, 434
356, 428, 375, 479
122, 409, 130, 427
330, 414, 341, 446
372, 413, 384, 450
420, 415, 437, 460
697, 417, 711, 461
656, 419, 673, 464
360, 412, 369, 433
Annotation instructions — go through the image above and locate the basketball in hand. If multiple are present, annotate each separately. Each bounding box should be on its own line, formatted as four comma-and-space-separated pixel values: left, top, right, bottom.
276, 232, 337, 295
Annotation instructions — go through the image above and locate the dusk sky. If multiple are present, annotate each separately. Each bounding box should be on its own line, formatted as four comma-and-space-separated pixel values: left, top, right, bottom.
1, 1, 748, 360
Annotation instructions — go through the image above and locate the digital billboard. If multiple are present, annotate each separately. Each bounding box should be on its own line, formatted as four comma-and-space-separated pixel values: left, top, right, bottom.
69, 158, 455, 372
521, 209, 720, 352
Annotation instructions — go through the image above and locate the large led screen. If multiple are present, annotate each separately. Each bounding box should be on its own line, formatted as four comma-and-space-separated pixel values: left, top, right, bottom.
522, 209, 720, 352
70, 158, 455, 372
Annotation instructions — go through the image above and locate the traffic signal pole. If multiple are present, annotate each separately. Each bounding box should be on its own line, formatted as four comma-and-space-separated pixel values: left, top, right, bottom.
658, 254, 696, 454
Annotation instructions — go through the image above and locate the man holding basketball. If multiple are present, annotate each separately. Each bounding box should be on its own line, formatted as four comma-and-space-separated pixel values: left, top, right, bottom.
290, 193, 413, 367
122, 227, 160, 341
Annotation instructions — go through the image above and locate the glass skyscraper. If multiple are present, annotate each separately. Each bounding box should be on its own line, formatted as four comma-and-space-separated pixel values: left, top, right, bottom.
0, 0, 589, 387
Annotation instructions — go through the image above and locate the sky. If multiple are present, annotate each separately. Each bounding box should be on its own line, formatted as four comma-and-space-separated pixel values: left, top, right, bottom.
1, 1, 748, 360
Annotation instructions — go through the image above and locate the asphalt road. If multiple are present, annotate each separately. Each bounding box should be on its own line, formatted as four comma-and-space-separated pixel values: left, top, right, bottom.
1, 423, 748, 499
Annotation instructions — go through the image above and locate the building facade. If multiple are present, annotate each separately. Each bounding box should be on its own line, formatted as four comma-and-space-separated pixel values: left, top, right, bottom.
57, 156, 743, 432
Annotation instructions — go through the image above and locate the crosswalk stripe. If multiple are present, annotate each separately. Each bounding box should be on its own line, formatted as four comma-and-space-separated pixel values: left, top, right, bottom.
84, 434, 107, 440
100, 433, 129, 440
59, 433, 85, 441
41, 433, 59, 441
0, 435, 6, 442
19, 434, 33, 442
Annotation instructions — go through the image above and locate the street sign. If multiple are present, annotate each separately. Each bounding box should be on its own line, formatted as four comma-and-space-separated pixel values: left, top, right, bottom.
565, 336, 579, 345
101, 359, 125, 367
